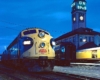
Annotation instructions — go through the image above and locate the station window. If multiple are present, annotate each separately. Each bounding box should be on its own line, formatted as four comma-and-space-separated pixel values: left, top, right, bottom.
89, 36, 91, 42
80, 36, 82, 42
92, 37, 94, 41
73, 37, 75, 42
82, 36, 87, 42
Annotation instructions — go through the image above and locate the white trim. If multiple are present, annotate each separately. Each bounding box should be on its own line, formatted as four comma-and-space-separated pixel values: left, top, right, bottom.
77, 47, 100, 52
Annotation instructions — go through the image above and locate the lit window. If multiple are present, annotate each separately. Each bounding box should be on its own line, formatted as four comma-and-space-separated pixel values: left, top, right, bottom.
77, 6, 80, 9
83, 38, 86, 42
84, 6, 87, 10
83, 36, 87, 42
83, 2, 86, 5
79, 1, 82, 5
79, 6, 82, 9
71, 2, 75, 7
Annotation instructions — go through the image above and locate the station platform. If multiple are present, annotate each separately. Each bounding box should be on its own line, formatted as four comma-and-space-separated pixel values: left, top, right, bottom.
71, 62, 100, 66
53, 66, 100, 79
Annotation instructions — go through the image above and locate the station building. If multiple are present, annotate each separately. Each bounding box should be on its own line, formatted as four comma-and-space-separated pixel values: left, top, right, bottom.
55, 0, 100, 50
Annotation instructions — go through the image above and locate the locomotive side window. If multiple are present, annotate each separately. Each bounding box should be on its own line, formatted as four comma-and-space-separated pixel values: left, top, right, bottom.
23, 30, 36, 35
60, 46, 65, 53
39, 30, 49, 35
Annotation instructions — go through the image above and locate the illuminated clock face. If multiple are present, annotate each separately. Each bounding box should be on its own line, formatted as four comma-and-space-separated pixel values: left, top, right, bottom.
80, 16, 84, 21
73, 17, 76, 21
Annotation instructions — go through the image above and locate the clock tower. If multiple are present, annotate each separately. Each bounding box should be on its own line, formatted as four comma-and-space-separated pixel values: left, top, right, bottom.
71, 0, 87, 30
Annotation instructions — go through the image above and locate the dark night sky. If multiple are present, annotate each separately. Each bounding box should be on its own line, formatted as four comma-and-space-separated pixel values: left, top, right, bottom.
0, 0, 100, 53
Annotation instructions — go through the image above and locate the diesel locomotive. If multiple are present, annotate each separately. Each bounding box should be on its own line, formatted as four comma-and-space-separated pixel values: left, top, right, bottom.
1, 28, 56, 72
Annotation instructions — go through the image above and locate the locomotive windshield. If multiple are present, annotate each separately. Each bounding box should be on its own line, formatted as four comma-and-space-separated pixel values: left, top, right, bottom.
23, 30, 36, 35
39, 30, 49, 35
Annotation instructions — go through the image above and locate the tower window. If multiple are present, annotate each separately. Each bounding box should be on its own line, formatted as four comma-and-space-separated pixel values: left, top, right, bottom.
72, 14, 76, 23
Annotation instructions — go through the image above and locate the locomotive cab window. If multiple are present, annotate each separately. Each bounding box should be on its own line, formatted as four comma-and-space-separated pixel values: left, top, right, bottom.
23, 30, 36, 35
39, 30, 49, 35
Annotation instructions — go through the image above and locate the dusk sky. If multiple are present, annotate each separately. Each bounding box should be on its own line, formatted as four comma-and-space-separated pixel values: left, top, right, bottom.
0, 0, 100, 53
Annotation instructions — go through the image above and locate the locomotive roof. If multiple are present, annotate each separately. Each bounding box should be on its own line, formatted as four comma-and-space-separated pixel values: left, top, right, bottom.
6, 27, 50, 50
22, 27, 48, 32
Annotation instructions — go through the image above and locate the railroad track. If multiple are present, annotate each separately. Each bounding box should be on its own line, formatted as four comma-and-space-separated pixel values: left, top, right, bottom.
0, 64, 71, 80
0, 70, 21, 80
0, 64, 70, 80
0, 64, 100, 80
0, 64, 45, 80
29, 71, 100, 80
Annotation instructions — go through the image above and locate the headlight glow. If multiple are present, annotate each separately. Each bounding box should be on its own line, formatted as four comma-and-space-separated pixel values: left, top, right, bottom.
52, 41, 56, 46
23, 41, 31, 45
50, 38, 56, 48
38, 32, 45, 38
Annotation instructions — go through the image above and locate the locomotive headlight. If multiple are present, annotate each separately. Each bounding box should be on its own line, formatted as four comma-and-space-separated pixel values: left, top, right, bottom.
40, 42, 45, 48
38, 32, 45, 38
23, 41, 31, 45
50, 38, 56, 48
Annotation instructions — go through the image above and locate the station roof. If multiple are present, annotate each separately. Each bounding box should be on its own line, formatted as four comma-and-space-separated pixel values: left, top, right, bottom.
78, 42, 98, 50
55, 27, 100, 41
